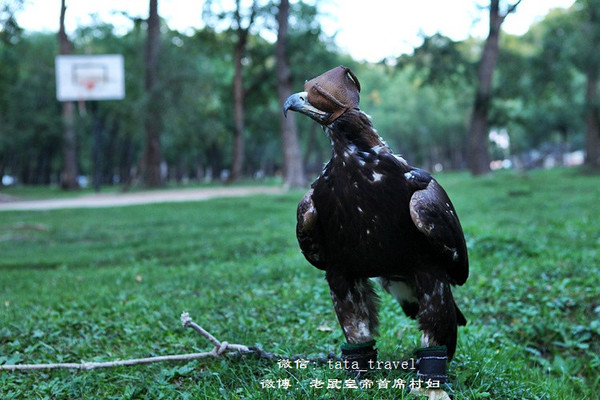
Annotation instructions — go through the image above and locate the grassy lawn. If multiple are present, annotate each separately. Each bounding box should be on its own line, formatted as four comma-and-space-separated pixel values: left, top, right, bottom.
1, 169, 598, 399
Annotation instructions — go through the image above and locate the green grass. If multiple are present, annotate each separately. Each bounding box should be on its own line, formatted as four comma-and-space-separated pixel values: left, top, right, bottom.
1, 168, 599, 399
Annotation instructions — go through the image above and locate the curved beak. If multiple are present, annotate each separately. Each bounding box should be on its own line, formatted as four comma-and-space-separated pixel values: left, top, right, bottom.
283, 91, 331, 124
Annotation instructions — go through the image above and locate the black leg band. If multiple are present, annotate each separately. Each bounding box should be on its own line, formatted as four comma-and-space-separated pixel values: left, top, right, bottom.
416, 346, 448, 383
341, 340, 377, 373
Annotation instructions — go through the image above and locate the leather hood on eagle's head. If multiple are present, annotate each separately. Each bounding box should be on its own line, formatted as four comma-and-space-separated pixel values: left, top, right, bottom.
304, 66, 361, 124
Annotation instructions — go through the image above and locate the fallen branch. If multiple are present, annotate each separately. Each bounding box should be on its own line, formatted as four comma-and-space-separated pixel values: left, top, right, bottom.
1, 312, 337, 372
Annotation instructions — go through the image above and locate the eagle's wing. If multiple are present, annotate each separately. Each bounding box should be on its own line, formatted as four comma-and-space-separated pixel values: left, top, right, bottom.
296, 188, 326, 270
405, 169, 468, 285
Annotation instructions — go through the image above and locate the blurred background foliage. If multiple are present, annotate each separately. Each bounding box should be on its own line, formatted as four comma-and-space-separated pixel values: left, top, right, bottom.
0, 1, 597, 188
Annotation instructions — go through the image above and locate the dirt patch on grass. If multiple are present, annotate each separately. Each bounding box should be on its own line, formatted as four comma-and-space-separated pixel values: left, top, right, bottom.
0, 186, 285, 211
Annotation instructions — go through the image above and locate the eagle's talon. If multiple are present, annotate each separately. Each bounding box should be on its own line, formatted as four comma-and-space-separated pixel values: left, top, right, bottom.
410, 387, 452, 400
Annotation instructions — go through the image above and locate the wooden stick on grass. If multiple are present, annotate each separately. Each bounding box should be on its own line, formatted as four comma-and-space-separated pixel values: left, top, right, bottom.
1, 312, 257, 371
180, 311, 253, 356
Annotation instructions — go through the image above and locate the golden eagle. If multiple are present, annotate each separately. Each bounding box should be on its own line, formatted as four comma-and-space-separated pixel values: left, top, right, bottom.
284, 66, 468, 383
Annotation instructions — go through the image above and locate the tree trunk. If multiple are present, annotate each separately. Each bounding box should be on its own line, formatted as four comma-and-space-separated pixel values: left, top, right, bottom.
584, 1, 600, 170
142, 0, 163, 187
60, 101, 79, 189
276, 0, 306, 189
228, 0, 258, 182
58, 0, 79, 190
231, 38, 246, 182
467, 0, 520, 175
584, 69, 600, 168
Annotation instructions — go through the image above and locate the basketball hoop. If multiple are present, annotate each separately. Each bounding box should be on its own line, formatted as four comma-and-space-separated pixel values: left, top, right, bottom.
55, 55, 125, 102
54, 55, 125, 196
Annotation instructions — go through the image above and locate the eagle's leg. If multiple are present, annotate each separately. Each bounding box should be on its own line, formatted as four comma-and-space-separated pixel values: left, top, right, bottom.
401, 275, 457, 399
415, 277, 459, 359
327, 273, 379, 373
414, 273, 461, 386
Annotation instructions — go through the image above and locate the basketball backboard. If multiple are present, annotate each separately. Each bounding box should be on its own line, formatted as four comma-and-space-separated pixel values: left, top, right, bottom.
55, 54, 125, 101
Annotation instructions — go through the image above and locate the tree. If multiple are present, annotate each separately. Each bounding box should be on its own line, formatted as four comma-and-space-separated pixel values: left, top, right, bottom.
493, 10, 584, 164
158, 27, 233, 181
407, 33, 475, 87
284, 1, 342, 177
203, 0, 282, 181
2, 32, 62, 184
0, 0, 23, 182
142, 0, 163, 187
230, 0, 259, 181
359, 63, 471, 171
579, 0, 600, 169
0, 0, 23, 45
522, 1, 600, 169
467, 0, 521, 175
58, 0, 79, 189
397, 33, 476, 169
276, 0, 305, 188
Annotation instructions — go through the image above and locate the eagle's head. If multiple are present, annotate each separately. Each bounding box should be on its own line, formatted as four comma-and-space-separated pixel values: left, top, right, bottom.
284, 66, 385, 150
283, 65, 361, 126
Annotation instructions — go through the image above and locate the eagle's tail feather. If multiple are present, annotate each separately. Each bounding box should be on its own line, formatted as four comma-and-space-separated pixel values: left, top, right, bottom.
455, 302, 467, 326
